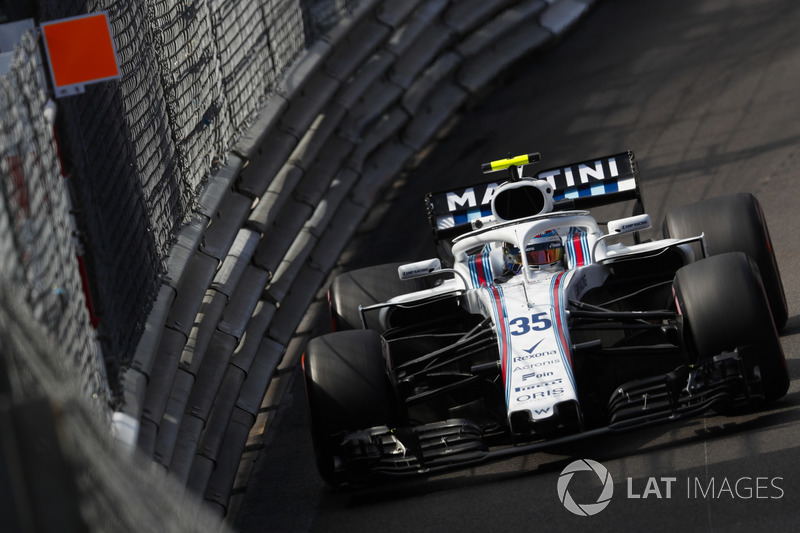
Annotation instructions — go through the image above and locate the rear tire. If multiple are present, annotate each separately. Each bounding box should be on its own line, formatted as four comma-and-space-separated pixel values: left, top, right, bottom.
664, 193, 787, 329
329, 262, 430, 331
303, 330, 393, 486
673, 252, 789, 402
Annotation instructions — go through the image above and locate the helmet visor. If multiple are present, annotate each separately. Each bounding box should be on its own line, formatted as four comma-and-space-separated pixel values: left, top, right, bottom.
526, 246, 564, 266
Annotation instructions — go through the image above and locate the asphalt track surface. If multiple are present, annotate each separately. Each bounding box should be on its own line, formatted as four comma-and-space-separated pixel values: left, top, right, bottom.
236, 1, 800, 531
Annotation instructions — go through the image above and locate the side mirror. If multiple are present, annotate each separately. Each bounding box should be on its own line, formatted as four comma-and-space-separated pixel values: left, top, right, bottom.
592, 214, 652, 262
398, 259, 442, 280
607, 214, 651, 235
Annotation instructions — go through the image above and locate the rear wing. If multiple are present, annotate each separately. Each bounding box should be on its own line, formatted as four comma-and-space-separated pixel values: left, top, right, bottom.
426, 151, 644, 241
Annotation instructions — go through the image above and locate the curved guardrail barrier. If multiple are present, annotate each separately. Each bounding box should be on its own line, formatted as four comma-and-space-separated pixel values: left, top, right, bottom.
121, 0, 597, 520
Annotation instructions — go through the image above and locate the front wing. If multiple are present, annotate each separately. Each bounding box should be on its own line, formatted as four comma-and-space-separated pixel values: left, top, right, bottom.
331, 345, 765, 481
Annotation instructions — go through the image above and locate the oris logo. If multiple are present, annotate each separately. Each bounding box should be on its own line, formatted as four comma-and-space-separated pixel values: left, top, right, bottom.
557, 459, 614, 516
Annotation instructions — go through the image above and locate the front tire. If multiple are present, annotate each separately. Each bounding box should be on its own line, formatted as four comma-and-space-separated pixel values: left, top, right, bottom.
303, 330, 393, 486
664, 193, 788, 329
673, 252, 789, 402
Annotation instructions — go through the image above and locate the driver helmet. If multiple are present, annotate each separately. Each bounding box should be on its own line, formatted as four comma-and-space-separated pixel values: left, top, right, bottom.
503, 230, 564, 274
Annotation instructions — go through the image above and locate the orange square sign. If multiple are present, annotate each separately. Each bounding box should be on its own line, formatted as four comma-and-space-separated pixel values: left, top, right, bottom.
41, 12, 120, 96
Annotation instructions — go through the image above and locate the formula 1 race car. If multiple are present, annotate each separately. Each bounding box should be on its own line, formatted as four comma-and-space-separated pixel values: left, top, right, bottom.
303, 151, 789, 486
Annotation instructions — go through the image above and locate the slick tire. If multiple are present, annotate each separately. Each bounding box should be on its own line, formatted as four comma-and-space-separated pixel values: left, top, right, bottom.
303, 330, 393, 486
673, 252, 789, 402
664, 193, 787, 329
329, 262, 430, 331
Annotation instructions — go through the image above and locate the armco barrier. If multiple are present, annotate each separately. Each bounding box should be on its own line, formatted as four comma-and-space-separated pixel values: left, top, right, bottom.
121, 0, 597, 522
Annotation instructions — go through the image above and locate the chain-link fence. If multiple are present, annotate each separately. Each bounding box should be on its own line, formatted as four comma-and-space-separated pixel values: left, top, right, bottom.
0, 30, 104, 402
0, 0, 354, 525
0, 0, 356, 403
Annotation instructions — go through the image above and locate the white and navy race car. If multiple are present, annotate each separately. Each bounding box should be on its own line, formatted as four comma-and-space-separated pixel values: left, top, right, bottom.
303, 151, 789, 486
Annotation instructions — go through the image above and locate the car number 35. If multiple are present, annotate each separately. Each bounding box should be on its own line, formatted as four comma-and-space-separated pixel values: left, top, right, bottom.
509, 313, 552, 335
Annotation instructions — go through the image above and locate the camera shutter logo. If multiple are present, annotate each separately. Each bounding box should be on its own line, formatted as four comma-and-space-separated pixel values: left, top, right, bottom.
557, 459, 614, 516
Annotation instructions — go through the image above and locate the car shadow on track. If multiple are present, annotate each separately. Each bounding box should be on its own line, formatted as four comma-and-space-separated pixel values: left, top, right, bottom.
780, 314, 800, 337
779, 313, 800, 383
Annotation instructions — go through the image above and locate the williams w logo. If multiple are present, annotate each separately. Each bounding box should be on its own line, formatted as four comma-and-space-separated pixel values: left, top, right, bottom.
557, 459, 614, 516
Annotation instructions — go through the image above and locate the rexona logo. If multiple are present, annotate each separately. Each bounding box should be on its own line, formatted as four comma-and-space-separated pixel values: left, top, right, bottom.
557, 459, 614, 516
